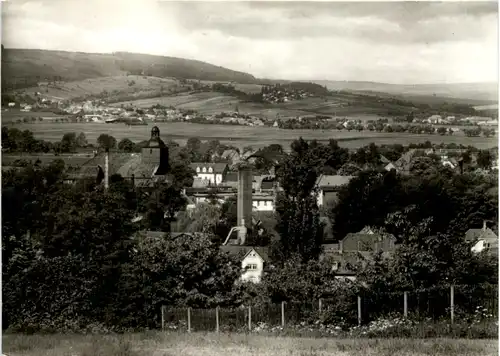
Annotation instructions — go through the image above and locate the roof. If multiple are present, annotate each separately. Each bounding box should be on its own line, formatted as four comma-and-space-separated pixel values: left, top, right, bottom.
379, 155, 391, 164
341, 232, 396, 252
321, 249, 393, 275
220, 245, 270, 262
136, 231, 209, 240
394, 149, 418, 171
465, 228, 498, 242
315, 175, 354, 188
224, 172, 238, 182
253, 194, 274, 201
190, 162, 228, 173
68, 152, 136, 179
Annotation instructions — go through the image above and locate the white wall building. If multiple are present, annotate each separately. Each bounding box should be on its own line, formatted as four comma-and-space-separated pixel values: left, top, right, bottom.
190, 163, 229, 185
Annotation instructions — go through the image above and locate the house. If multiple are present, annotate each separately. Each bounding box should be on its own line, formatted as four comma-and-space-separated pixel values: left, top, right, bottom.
190, 163, 229, 185
252, 194, 275, 212
384, 162, 397, 171
220, 245, 270, 283
321, 229, 397, 280
67, 126, 170, 188
465, 221, 498, 256
441, 156, 458, 169
315, 175, 354, 207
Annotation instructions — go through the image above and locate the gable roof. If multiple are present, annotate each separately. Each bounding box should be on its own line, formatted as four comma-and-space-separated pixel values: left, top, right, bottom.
379, 154, 391, 164
315, 174, 354, 188
341, 232, 396, 252
220, 245, 270, 262
465, 228, 498, 242
190, 162, 228, 173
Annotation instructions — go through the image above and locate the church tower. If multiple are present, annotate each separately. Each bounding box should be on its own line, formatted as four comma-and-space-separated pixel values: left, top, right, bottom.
141, 126, 169, 175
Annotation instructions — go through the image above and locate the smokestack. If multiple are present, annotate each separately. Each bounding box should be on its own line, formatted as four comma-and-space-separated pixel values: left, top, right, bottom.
237, 166, 252, 245
104, 148, 109, 190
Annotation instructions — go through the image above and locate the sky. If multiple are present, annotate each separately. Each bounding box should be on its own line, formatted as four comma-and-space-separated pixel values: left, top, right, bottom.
1, 0, 498, 84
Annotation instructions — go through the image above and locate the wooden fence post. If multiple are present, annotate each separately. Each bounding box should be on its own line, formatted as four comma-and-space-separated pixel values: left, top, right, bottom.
281, 301, 285, 327
404, 291, 408, 318
161, 305, 165, 331
450, 285, 455, 325
357, 296, 362, 326
248, 305, 252, 331
319, 298, 323, 313
187, 307, 191, 333
216, 306, 220, 333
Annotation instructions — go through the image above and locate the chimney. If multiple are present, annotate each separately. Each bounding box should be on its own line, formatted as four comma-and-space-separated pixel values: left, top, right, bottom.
338, 240, 343, 254
237, 166, 252, 245
104, 148, 109, 190
483, 220, 487, 231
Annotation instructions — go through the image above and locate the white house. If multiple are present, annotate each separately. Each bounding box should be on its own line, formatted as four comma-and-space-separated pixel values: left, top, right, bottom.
190, 163, 229, 185
252, 195, 275, 212
465, 222, 498, 256
220, 246, 269, 283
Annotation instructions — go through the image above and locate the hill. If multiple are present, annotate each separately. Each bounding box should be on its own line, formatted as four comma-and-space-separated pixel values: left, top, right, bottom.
313, 80, 498, 104
1, 48, 258, 90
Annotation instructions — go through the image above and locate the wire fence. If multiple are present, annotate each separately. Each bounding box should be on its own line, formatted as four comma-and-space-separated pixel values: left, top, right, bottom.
161, 284, 498, 332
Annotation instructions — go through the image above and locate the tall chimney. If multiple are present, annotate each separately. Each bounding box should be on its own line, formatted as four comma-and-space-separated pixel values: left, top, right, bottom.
237, 166, 252, 245
483, 220, 487, 231
104, 148, 109, 190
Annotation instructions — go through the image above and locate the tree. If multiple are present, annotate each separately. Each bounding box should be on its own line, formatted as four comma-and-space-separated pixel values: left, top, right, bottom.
262, 254, 337, 303
133, 232, 241, 310
477, 150, 493, 170
330, 170, 403, 240
96, 134, 117, 150
437, 127, 447, 136
118, 138, 136, 152
144, 184, 187, 232
75, 132, 88, 148
274, 193, 323, 262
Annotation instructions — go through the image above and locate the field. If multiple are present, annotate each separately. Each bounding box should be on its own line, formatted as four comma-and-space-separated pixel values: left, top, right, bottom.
2, 332, 498, 356
9, 122, 498, 151
18, 75, 186, 101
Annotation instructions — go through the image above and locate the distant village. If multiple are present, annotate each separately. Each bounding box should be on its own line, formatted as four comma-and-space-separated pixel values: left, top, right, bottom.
3, 84, 498, 138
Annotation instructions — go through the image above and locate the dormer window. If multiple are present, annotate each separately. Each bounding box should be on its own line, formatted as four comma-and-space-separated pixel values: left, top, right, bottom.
208, 167, 213, 173
202, 167, 207, 173
196, 167, 200, 173
332, 262, 340, 271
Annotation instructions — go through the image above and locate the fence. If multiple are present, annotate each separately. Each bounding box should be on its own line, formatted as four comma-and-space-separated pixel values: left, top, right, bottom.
161, 284, 498, 332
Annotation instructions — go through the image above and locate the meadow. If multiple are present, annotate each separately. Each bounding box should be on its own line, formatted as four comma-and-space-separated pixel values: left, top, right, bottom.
10, 122, 498, 151
2, 332, 498, 356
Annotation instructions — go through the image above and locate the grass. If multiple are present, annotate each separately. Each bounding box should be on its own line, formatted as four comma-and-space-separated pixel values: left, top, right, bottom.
18, 75, 184, 101
8, 122, 498, 151
2, 332, 498, 356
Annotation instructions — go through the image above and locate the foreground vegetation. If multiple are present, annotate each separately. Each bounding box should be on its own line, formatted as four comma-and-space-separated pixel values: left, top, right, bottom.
2, 332, 498, 356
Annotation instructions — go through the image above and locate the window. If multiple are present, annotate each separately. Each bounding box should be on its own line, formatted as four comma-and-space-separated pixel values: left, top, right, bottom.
247, 264, 258, 270
208, 167, 213, 173
150, 149, 152, 154
202, 167, 207, 173
196, 167, 200, 173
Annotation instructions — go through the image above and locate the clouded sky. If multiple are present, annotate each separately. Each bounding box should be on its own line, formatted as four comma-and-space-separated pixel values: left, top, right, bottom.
2, 1, 498, 84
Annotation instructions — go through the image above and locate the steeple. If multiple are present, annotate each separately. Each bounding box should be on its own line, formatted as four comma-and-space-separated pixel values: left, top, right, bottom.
141, 126, 169, 174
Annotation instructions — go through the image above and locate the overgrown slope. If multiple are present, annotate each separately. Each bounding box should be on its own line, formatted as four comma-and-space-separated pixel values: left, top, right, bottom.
1, 48, 258, 90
